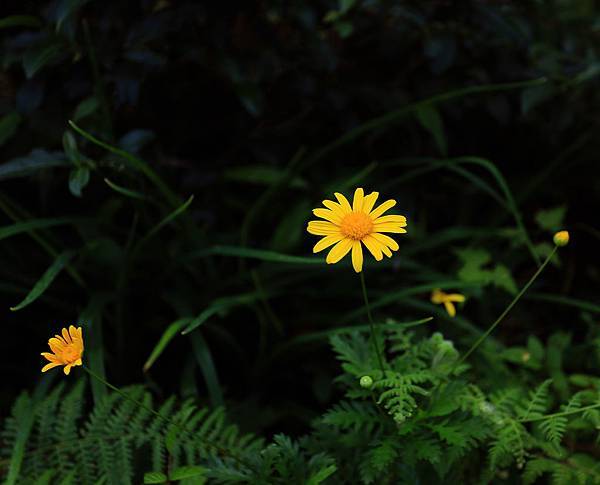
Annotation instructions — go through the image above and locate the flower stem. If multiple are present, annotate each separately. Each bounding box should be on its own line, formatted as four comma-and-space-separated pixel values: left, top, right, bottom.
82, 366, 251, 470
519, 401, 600, 423
360, 271, 385, 373
457, 245, 557, 367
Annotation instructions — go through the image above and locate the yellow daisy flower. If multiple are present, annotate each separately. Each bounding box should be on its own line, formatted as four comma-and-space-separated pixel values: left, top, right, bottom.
431, 289, 466, 318
41, 325, 84, 375
307, 188, 407, 272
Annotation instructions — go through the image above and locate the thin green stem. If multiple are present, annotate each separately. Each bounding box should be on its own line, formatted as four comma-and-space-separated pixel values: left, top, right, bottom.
82, 366, 251, 470
457, 245, 558, 366
360, 271, 385, 373
519, 402, 600, 423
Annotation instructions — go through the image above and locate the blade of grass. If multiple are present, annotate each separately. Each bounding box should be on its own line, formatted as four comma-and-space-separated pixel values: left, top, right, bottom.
68, 120, 180, 207
104, 177, 149, 201
190, 332, 224, 407
525, 293, 600, 314
209, 245, 323, 265
10, 250, 75, 311
0, 217, 80, 241
143, 318, 191, 372
135, 195, 194, 249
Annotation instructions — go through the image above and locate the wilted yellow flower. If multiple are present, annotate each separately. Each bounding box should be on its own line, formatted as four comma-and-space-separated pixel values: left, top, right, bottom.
431, 289, 466, 317
307, 188, 407, 272
553, 230, 569, 247
41, 325, 84, 375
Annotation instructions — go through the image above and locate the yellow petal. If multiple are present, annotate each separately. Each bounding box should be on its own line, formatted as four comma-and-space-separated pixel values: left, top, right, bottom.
323, 199, 349, 217
443, 301, 456, 317
447, 294, 466, 303
62, 328, 72, 344
372, 224, 407, 234
307, 221, 340, 235
370, 233, 399, 251
381, 245, 392, 258
351, 241, 363, 272
63, 364, 72, 375
41, 362, 61, 373
76, 327, 83, 340
431, 289, 444, 304
313, 208, 342, 224
334, 192, 352, 213
326, 238, 353, 264
68, 325, 80, 342
372, 215, 406, 225
74, 358, 82, 366
362, 235, 383, 261
352, 188, 364, 212
41, 352, 58, 362
313, 234, 345, 253
48, 337, 65, 354
362, 192, 379, 214
369, 199, 396, 219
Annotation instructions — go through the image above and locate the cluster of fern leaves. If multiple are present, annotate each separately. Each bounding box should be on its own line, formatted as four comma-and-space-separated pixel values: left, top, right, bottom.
3, 325, 600, 484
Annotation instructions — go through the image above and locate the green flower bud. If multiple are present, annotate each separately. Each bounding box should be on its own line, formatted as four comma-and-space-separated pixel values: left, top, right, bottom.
359, 375, 373, 388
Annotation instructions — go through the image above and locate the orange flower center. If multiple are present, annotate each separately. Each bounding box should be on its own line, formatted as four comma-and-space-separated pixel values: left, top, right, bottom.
340, 212, 373, 240
61, 344, 81, 363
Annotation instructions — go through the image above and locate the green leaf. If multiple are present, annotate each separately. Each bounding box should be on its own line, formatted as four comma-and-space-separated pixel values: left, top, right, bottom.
10, 250, 75, 311
136, 195, 194, 247
0, 150, 69, 180
415, 104, 447, 155
5, 393, 35, 485
143, 318, 190, 372
535, 206, 566, 232
0, 112, 22, 146
72, 96, 99, 121
0, 217, 79, 241
169, 465, 206, 481
307, 464, 337, 485
143, 472, 168, 484
68, 167, 90, 197
23, 43, 63, 78
0, 15, 41, 29
104, 177, 149, 201
209, 245, 322, 265
521, 84, 556, 115
62, 131, 80, 164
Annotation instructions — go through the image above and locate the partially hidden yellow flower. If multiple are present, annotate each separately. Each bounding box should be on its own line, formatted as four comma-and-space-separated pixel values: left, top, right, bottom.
307, 188, 407, 272
431, 289, 466, 318
553, 230, 569, 247
41, 325, 84, 375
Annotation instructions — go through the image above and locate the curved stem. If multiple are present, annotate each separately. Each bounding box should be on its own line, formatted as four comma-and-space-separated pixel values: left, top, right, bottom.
360, 271, 385, 372
457, 245, 558, 366
520, 402, 600, 423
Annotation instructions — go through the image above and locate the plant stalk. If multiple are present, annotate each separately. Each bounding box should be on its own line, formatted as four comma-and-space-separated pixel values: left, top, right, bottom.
360, 271, 385, 373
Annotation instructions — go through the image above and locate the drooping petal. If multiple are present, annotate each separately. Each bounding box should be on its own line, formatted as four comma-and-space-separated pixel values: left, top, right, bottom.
381, 245, 392, 258
372, 215, 406, 225
41, 352, 58, 362
313, 234, 345, 253
334, 192, 352, 213
369, 199, 396, 219
351, 241, 363, 272
447, 293, 466, 303
372, 223, 407, 234
370, 233, 400, 251
362, 192, 379, 214
443, 301, 456, 317
326, 238, 353, 264
307, 221, 340, 235
63, 364, 72, 375
42, 362, 61, 373
74, 358, 82, 366
362, 235, 383, 261
313, 208, 342, 224
323, 199, 349, 217
352, 188, 364, 212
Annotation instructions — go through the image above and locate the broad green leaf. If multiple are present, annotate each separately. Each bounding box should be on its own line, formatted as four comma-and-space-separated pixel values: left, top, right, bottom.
415, 104, 447, 156
143, 318, 190, 372
72, 96, 99, 121
0, 217, 78, 240
143, 472, 168, 484
62, 131, 79, 164
23, 43, 63, 78
0, 15, 41, 29
10, 251, 75, 311
0, 112, 22, 146
68, 167, 90, 197
456, 248, 516, 294
0, 150, 68, 180
169, 465, 206, 481
535, 206, 566, 232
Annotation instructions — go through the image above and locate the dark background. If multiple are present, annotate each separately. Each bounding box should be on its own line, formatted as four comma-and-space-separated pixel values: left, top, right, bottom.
0, 0, 599, 438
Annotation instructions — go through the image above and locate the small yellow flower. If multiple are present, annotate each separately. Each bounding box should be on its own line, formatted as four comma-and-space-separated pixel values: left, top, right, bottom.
41, 325, 84, 375
307, 188, 407, 272
431, 289, 466, 318
553, 230, 569, 247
